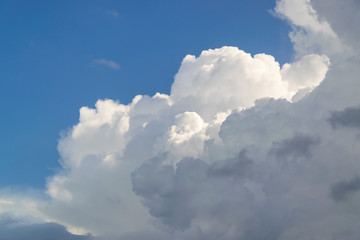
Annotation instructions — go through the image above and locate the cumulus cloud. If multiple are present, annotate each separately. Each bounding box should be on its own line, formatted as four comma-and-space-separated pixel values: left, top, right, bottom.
170, 47, 329, 120
28, 43, 328, 237
2, 0, 360, 239
92, 59, 120, 70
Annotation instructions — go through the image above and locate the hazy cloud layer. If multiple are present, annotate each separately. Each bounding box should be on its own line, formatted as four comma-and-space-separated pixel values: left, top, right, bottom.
1, 0, 360, 239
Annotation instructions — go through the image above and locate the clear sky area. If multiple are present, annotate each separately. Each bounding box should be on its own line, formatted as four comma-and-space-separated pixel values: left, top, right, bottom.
0, 0, 292, 188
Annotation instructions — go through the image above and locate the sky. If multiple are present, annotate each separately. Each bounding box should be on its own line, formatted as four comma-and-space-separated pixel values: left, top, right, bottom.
1, 0, 360, 240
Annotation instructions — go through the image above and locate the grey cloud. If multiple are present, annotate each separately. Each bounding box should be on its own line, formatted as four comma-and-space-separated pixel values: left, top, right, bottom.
313, 0, 360, 56
207, 150, 252, 179
0, 216, 91, 240
117, 231, 168, 240
132, 154, 175, 199
270, 133, 321, 160
328, 106, 360, 129
240, 217, 284, 240
132, 156, 208, 230
131, 148, 308, 240
92, 230, 168, 240
132, 152, 256, 237
330, 176, 360, 202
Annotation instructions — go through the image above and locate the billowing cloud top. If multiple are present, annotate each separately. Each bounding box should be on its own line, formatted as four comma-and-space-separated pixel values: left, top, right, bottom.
1, 0, 360, 239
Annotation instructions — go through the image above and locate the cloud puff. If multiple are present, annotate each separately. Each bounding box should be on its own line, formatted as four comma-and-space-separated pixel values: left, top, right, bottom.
171, 47, 329, 120
92, 59, 120, 70
280, 54, 329, 92
2, 0, 360, 239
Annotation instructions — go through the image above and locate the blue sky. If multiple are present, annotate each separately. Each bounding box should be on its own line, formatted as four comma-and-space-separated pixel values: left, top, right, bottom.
0, 0, 292, 188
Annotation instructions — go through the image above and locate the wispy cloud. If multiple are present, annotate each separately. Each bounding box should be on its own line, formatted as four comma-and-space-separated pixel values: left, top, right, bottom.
92, 58, 120, 70
106, 9, 119, 17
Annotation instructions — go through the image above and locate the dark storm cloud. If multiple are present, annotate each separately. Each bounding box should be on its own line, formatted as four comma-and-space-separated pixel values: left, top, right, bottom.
330, 176, 360, 202
0, 216, 91, 240
269, 133, 321, 160
328, 106, 360, 129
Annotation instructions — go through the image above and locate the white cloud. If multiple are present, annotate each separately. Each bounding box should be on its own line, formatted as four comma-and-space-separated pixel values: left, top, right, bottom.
170, 46, 328, 120
92, 59, 120, 70
274, 0, 349, 58
37, 46, 329, 237
281, 54, 330, 92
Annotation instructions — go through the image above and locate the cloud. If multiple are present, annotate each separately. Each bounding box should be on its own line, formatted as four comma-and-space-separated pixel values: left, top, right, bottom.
2, 0, 360, 239
132, 154, 255, 234
280, 54, 329, 92
330, 176, 360, 202
328, 106, 360, 129
106, 9, 119, 17
207, 150, 253, 179
170, 47, 329, 120
0, 216, 91, 240
269, 133, 321, 160
92, 59, 120, 70
274, 0, 348, 58
311, 0, 360, 57
38, 45, 329, 237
